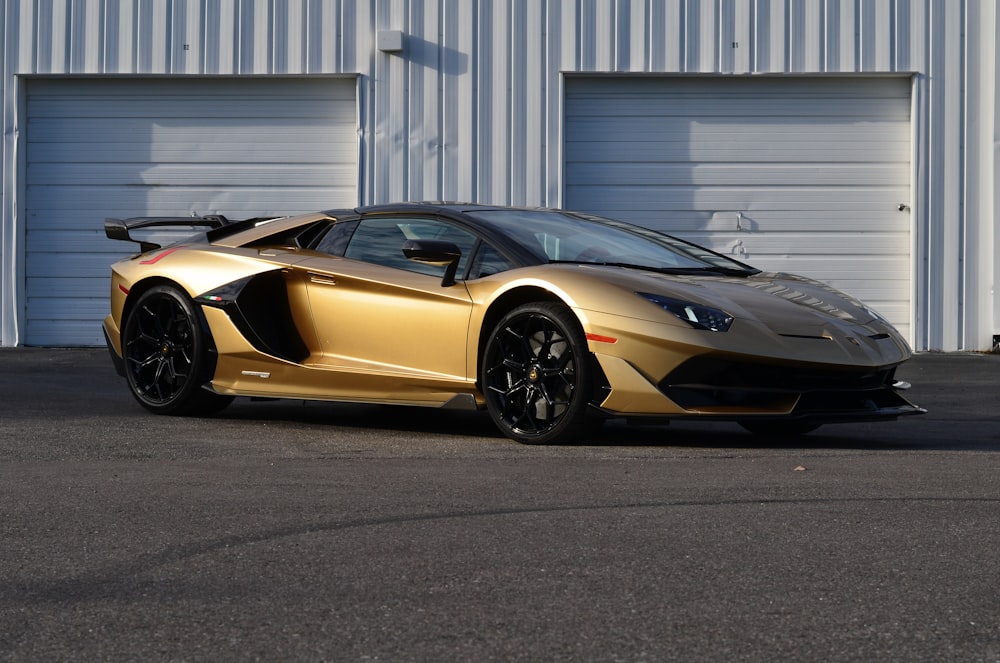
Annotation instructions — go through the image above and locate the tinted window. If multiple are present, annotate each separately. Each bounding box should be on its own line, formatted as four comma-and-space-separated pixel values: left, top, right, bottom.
343, 217, 479, 278
314, 219, 359, 255
467, 243, 514, 278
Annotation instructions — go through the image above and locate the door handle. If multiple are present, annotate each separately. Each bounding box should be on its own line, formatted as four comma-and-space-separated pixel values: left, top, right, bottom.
308, 272, 337, 286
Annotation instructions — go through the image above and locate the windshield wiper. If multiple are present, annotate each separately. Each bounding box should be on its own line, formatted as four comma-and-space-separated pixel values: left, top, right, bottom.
549, 260, 759, 277
657, 265, 760, 277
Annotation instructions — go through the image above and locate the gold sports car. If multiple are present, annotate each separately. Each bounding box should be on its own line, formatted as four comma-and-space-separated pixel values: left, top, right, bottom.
103, 203, 925, 444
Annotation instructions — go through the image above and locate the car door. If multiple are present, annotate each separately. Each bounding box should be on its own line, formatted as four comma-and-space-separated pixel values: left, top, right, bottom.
296, 215, 478, 384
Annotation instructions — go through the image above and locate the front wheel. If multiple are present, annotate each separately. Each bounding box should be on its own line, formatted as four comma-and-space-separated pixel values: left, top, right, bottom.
481, 302, 593, 445
121, 285, 233, 416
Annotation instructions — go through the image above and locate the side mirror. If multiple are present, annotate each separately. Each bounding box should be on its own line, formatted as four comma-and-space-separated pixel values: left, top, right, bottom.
401, 239, 462, 286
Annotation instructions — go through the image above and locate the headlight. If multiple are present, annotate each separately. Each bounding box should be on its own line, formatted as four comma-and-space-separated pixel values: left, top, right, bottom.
639, 292, 734, 332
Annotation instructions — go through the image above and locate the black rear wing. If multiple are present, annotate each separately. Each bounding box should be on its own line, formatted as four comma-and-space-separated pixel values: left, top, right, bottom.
104, 214, 281, 252
104, 215, 232, 252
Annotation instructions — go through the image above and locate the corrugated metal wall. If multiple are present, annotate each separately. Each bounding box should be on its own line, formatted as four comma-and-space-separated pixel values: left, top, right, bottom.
1, 0, 997, 351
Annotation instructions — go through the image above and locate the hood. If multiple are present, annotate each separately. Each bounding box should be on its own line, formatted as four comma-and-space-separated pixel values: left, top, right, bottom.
574, 265, 893, 338
684, 272, 880, 337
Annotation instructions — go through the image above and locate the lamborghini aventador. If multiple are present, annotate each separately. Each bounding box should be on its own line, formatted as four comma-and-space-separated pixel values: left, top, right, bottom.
103, 203, 924, 444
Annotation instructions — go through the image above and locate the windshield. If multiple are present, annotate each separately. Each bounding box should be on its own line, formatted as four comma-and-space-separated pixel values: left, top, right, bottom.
467, 209, 758, 274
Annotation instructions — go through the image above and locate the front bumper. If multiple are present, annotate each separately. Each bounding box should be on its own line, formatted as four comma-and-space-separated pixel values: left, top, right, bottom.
592, 351, 926, 424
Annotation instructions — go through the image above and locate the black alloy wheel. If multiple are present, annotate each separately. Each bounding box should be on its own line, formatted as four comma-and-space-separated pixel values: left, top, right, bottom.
121, 285, 233, 415
482, 302, 593, 444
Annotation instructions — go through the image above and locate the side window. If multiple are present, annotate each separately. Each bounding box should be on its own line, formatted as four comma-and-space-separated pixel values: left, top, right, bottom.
314, 219, 359, 256
468, 243, 515, 279
343, 217, 479, 278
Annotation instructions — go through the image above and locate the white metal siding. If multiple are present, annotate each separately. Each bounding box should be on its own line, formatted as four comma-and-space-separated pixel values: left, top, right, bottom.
565, 75, 912, 339
1, 1, 997, 351
24, 77, 358, 346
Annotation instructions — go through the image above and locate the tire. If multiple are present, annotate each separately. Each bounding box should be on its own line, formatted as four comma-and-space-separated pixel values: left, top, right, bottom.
121, 285, 233, 416
481, 302, 593, 444
738, 420, 821, 437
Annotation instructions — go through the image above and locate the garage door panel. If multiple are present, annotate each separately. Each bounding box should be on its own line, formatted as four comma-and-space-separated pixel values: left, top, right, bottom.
26, 252, 139, 277
118, 186, 357, 211
27, 230, 131, 253
28, 278, 112, 298
565, 76, 912, 336
577, 212, 910, 235
669, 240, 909, 277
31, 116, 355, 142
25, 320, 107, 347
574, 209, 910, 236
679, 231, 910, 256
25, 78, 358, 346
566, 118, 908, 142
29, 163, 356, 187
26, 186, 154, 213
29, 77, 355, 108
25, 295, 109, 318
569, 77, 909, 108
566, 163, 908, 187
29, 141, 358, 163
567, 186, 910, 211
570, 100, 911, 122
615, 210, 911, 234
30, 95, 357, 114
566, 140, 909, 163
26, 210, 200, 229
29, 139, 357, 162
28, 184, 353, 213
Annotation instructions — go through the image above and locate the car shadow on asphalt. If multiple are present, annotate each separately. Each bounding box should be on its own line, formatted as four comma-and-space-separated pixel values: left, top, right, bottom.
217, 399, 1000, 453
589, 421, 998, 452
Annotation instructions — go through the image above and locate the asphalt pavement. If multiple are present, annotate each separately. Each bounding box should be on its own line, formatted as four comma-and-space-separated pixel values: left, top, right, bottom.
1, 348, 999, 661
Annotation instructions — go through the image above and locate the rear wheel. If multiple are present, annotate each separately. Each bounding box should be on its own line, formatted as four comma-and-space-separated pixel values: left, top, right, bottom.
121, 285, 233, 415
482, 302, 593, 445
739, 420, 821, 437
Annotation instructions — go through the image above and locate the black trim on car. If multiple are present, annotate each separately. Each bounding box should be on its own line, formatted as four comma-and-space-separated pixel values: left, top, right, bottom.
198, 271, 309, 364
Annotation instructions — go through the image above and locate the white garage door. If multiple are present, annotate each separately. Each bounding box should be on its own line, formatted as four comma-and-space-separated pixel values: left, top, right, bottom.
25, 77, 358, 346
565, 76, 912, 339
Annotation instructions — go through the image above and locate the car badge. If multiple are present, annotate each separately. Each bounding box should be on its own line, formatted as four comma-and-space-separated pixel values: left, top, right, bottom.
241, 370, 272, 379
